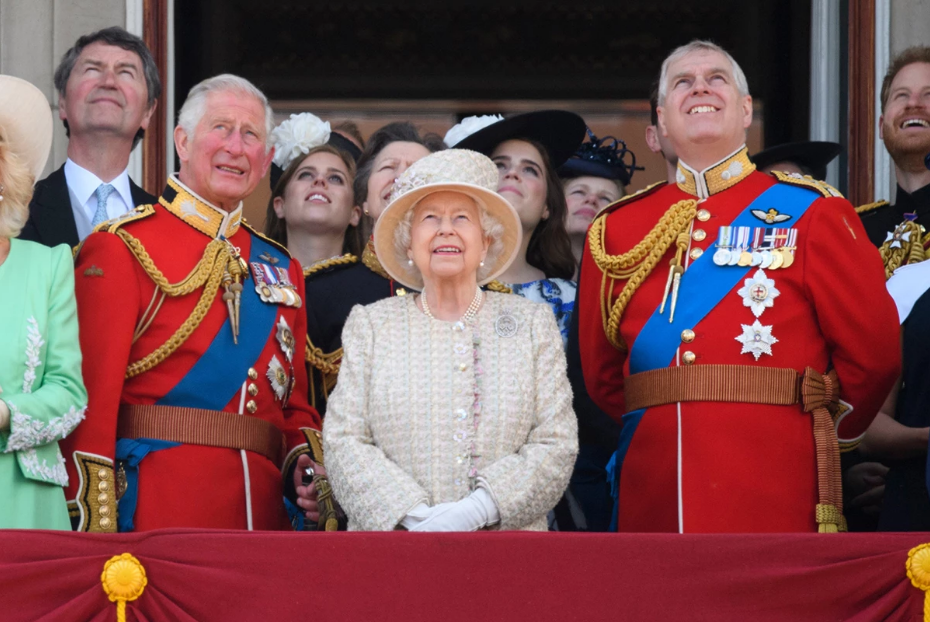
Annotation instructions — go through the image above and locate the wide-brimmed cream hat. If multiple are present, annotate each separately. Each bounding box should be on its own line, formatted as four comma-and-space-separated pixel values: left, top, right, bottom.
0, 75, 53, 181
373, 149, 522, 290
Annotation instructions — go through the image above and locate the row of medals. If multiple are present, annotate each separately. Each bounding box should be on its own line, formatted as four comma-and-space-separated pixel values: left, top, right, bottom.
713, 246, 795, 269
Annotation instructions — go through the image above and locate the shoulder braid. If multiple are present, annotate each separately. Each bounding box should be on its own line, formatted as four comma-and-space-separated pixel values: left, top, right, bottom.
771, 171, 843, 199
587, 198, 697, 350
855, 200, 890, 215
303, 254, 358, 278
242, 219, 293, 259
599, 181, 666, 216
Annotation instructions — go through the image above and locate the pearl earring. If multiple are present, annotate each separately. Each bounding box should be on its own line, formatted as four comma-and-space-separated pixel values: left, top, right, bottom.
407, 259, 414, 266
0, 183, 4, 201
479, 261, 485, 267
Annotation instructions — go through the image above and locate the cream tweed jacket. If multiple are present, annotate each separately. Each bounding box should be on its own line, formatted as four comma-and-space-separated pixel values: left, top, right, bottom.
323, 291, 578, 531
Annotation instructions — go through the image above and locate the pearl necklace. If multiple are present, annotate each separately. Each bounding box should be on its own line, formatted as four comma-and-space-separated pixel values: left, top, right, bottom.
420, 287, 483, 323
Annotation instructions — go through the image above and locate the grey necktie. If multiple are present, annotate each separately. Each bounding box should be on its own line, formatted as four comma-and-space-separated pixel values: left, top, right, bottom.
91, 183, 116, 227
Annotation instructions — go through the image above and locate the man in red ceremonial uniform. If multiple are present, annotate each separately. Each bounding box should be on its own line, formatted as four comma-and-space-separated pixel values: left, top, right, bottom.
62, 74, 330, 532
574, 40, 900, 533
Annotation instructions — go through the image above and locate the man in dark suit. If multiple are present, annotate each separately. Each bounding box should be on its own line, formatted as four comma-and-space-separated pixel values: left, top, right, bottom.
19, 27, 160, 248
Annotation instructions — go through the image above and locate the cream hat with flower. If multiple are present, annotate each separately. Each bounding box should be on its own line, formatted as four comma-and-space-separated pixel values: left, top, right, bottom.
373, 149, 522, 290
0, 75, 53, 180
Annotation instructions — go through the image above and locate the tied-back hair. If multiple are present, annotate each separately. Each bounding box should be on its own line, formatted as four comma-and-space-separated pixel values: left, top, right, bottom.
0, 125, 34, 239
264, 144, 362, 256
520, 138, 576, 280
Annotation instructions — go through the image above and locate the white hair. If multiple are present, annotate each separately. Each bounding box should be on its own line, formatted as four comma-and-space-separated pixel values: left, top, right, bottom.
657, 40, 750, 105
176, 74, 275, 150
393, 194, 505, 282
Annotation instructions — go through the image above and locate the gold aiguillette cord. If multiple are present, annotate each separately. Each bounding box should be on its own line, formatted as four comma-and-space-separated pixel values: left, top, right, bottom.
659, 232, 691, 324
222, 242, 248, 344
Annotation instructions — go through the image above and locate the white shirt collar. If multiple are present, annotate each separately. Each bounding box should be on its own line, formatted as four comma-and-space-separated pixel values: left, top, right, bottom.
887, 260, 930, 324
64, 158, 134, 209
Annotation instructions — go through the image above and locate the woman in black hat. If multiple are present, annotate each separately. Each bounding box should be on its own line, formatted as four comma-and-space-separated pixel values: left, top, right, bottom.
559, 130, 642, 279
452, 111, 586, 347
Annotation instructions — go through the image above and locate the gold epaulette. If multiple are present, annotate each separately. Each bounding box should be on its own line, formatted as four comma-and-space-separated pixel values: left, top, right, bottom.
855, 200, 890, 215
484, 279, 513, 294
361, 239, 391, 279
96, 203, 157, 234
74, 204, 156, 260
241, 219, 293, 259
303, 254, 358, 278
600, 181, 666, 216
772, 171, 844, 198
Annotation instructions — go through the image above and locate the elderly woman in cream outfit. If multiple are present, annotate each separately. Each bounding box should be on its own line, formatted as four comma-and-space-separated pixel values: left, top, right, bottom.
323, 149, 577, 531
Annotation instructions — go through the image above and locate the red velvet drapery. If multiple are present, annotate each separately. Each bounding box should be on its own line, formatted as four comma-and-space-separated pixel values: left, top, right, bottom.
0, 530, 927, 621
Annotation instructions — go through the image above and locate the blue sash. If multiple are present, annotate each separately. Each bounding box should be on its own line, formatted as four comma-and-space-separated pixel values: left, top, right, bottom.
607, 183, 819, 531
157, 235, 288, 409
115, 437, 180, 532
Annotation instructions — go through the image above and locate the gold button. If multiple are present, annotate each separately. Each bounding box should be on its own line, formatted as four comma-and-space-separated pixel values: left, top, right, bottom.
98, 481, 109, 492
248, 367, 258, 380
396, 288, 407, 297
692, 229, 706, 242
689, 248, 703, 260
682, 351, 696, 365
248, 383, 259, 396
99, 517, 112, 529
697, 208, 711, 222
97, 493, 110, 505
98, 469, 109, 480
458, 363, 467, 372
246, 400, 258, 413
681, 329, 695, 343
99, 505, 111, 517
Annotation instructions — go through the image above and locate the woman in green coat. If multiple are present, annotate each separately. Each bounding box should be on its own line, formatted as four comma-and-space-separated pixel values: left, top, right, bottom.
0, 75, 87, 529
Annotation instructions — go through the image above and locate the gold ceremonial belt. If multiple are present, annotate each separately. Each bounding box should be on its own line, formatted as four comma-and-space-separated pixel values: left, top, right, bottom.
624, 363, 846, 533
118, 404, 285, 467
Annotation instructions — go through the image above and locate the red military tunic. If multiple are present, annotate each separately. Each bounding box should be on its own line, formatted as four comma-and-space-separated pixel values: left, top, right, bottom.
62, 176, 322, 532
576, 147, 900, 533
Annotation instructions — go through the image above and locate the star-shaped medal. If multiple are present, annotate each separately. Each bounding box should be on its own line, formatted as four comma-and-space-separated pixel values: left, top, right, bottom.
267, 354, 290, 402
735, 320, 778, 360
736, 268, 780, 318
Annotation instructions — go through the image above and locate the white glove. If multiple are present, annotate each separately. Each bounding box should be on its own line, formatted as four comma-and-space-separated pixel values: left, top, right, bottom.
0, 399, 10, 431
409, 488, 500, 532
399, 502, 458, 530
